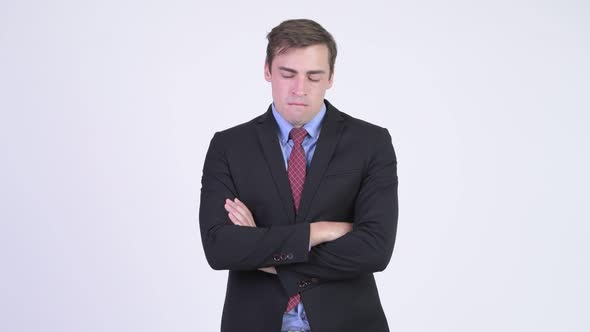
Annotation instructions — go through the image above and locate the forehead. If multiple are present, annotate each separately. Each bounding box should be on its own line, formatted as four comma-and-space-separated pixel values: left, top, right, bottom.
272, 44, 330, 70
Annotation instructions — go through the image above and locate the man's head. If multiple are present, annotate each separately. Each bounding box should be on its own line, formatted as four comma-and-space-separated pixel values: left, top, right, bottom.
264, 19, 337, 127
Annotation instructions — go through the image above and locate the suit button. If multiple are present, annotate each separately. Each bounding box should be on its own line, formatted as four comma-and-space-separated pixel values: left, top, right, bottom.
286, 253, 294, 260
280, 253, 287, 260
273, 254, 281, 261
298, 281, 306, 288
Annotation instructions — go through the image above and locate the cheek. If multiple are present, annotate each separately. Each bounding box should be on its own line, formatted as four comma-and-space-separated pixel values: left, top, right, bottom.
272, 81, 291, 96
311, 85, 328, 97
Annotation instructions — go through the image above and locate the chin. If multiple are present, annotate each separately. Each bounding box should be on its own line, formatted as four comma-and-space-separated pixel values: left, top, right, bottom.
277, 106, 312, 126
285, 117, 304, 127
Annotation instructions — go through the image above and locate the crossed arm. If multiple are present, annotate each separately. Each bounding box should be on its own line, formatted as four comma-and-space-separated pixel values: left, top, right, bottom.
200, 128, 397, 288
224, 198, 353, 274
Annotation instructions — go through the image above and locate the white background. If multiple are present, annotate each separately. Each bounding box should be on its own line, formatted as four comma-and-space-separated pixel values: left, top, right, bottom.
1, 0, 589, 331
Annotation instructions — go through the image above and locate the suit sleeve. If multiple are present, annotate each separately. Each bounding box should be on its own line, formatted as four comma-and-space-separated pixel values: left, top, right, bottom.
199, 132, 311, 271
276, 128, 398, 293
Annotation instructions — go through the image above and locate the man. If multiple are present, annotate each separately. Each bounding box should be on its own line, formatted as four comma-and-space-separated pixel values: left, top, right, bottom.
199, 19, 398, 332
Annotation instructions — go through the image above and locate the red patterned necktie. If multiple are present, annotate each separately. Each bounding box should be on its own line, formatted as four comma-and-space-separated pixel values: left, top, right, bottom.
285, 127, 308, 313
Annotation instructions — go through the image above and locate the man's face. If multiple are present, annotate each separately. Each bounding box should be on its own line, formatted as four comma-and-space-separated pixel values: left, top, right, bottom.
265, 44, 334, 127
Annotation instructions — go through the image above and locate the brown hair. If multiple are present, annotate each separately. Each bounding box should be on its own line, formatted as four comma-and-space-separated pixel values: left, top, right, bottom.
266, 19, 337, 78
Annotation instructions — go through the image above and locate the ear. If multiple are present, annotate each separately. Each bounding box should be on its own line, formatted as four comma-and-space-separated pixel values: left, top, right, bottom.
264, 62, 272, 82
326, 69, 335, 89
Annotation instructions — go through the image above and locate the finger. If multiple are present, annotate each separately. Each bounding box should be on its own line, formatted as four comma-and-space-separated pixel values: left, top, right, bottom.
226, 202, 246, 225
233, 198, 254, 219
225, 201, 247, 222
229, 211, 255, 227
230, 198, 253, 221
224, 199, 235, 214
258, 267, 277, 274
228, 199, 255, 227
228, 211, 244, 226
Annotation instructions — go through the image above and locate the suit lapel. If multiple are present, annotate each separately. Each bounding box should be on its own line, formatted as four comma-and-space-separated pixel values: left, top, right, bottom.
296, 101, 345, 223
255, 106, 296, 223
255, 101, 346, 224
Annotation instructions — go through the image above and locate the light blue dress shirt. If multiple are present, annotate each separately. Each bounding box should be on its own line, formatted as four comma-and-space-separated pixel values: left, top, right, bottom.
272, 103, 325, 170
271, 103, 326, 332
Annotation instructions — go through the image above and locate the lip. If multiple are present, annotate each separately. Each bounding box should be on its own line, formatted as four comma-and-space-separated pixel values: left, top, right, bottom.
288, 103, 307, 107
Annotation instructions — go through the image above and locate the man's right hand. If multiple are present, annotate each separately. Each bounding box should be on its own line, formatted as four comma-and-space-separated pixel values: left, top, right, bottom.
310, 221, 353, 247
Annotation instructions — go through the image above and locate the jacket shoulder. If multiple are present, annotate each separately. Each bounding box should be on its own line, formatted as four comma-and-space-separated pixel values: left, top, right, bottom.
325, 99, 387, 132
207, 112, 267, 150
331, 109, 390, 141
343, 112, 387, 131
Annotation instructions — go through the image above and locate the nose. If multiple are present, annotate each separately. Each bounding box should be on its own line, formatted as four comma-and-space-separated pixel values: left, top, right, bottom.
291, 77, 308, 97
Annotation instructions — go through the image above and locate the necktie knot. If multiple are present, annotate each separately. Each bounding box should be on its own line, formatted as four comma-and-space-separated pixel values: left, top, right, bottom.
289, 128, 308, 145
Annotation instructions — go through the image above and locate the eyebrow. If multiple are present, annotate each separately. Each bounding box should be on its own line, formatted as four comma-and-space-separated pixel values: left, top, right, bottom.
278, 66, 326, 75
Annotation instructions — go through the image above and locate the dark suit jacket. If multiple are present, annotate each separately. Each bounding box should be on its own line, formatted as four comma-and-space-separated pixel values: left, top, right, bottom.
199, 100, 398, 332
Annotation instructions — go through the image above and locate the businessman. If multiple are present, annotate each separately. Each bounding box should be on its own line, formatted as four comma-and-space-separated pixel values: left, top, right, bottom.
199, 19, 398, 332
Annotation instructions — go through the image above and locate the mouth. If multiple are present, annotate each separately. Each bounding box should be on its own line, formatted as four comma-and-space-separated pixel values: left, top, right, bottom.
288, 103, 308, 107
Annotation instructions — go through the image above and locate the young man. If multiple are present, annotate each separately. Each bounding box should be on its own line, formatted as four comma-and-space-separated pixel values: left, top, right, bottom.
199, 19, 398, 332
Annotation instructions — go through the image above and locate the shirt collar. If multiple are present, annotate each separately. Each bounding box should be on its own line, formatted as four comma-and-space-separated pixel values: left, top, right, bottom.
271, 102, 326, 144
